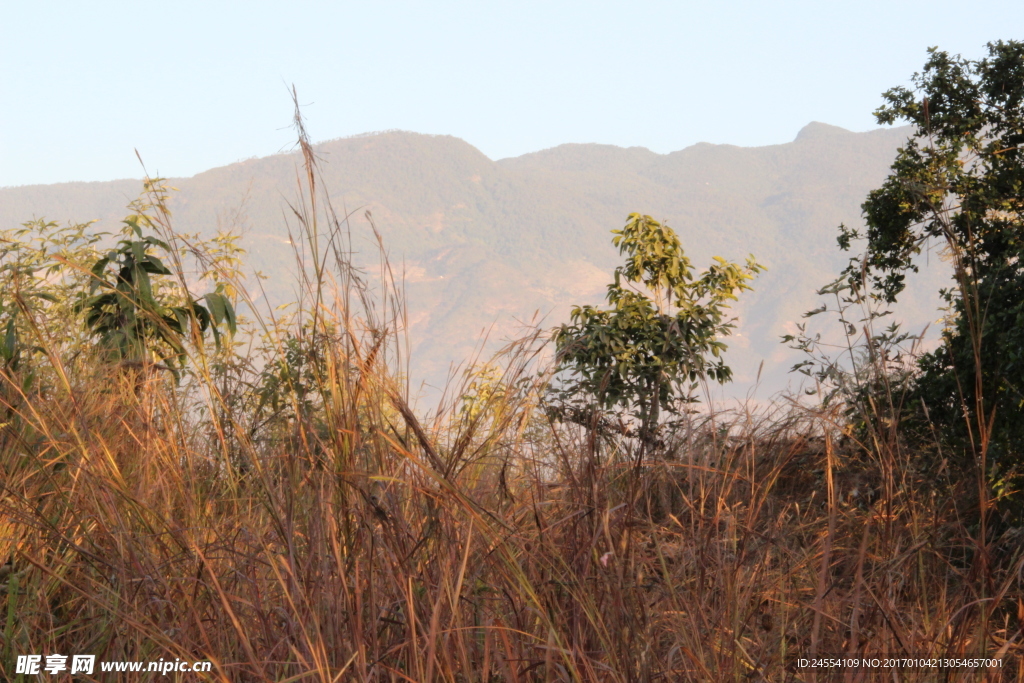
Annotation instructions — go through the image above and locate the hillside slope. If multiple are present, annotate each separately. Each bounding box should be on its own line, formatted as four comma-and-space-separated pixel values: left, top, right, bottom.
1, 123, 945, 399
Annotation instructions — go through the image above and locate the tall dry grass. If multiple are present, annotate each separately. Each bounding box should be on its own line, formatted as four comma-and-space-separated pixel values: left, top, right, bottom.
1, 103, 1021, 681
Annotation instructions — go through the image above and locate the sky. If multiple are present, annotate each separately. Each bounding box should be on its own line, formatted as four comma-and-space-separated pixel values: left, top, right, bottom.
2, 0, 1023, 188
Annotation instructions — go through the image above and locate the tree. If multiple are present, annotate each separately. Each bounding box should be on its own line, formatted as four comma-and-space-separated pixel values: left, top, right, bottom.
552, 213, 762, 453
837, 41, 1024, 496
77, 180, 236, 382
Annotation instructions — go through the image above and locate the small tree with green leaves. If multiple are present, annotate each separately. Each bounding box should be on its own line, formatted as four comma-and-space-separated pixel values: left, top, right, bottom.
552, 213, 762, 456
77, 180, 236, 382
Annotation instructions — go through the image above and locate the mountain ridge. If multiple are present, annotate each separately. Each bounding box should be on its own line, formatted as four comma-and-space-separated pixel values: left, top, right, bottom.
1, 122, 945, 400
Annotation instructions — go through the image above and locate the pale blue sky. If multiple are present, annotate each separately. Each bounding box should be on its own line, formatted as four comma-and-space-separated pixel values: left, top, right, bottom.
2, 0, 1021, 187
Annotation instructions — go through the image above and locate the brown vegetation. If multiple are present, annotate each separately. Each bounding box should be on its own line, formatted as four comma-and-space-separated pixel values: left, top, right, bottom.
0, 112, 1020, 682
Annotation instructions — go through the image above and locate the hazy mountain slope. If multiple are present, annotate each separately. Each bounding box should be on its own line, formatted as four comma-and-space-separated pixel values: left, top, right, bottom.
1, 123, 945, 399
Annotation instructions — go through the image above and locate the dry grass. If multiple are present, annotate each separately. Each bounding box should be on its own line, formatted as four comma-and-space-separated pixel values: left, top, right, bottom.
0, 106, 1021, 682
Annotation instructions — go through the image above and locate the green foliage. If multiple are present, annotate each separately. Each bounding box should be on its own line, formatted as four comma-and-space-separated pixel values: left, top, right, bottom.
76, 181, 236, 379
552, 213, 762, 442
254, 327, 328, 425
459, 363, 507, 423
1, 219, 105, 393
784, 275, 923, 455
837, 41, 1024, 501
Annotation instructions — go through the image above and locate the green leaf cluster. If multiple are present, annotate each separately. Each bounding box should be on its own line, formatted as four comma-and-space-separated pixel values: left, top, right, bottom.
1, 219, 105, 398
553, 213, 762, 441
76, 198, 236, 380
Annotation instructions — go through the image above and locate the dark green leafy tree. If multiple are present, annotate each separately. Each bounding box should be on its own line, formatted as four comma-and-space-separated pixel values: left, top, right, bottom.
77, 183, 236, 381
836, 41, 1024, 501
552, 213, 762, 452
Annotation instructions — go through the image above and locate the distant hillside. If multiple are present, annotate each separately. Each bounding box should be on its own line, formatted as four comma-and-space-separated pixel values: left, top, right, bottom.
0, 123, 947, 400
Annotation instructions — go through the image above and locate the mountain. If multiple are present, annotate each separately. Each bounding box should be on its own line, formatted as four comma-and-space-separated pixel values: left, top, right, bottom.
0, 123, 946, 400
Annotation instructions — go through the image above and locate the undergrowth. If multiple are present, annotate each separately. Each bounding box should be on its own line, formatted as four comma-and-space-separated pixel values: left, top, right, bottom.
0, 103, 1020, 682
